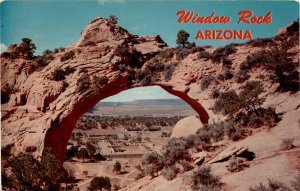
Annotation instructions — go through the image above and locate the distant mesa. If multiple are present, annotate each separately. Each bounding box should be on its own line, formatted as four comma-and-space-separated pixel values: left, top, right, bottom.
98, 99, 189, 106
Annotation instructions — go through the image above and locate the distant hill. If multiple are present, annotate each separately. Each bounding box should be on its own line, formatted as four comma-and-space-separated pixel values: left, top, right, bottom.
89, 99, 197, 116
97, 99, 188, 106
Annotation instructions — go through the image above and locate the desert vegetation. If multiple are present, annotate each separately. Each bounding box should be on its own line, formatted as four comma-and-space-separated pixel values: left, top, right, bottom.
75, 115, 184, 131
191, 166, 223, 191
88, 176, 111, 191
1, 147, 71, 191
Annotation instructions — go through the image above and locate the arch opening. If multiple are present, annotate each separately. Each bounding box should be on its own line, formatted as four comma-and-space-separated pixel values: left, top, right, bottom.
56, 85, 206, 188
44, 85, 209, 163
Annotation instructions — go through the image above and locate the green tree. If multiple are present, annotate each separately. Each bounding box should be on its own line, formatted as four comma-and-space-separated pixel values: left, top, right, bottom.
176, 30, 190, 48
113, 160, 122, 174
88, 176, 111, 191
86, 142, 96, 156
16, 38, 36, 58
3, 148, 67, 191
65, 145, 79, 161
77, 148, 89, 162
40, 148, 68, 190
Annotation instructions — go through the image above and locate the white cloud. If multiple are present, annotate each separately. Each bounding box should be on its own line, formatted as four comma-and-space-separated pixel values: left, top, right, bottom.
0, 43, 7, 53
97, 0, 125, 4
0, 0, 5, 3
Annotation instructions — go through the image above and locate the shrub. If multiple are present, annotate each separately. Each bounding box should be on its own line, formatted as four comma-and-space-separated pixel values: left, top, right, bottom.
142, 151, 164, 178
197, 51, 210, 60
43, 49, 53, 56
135, 165, 146, 180
196, 128, 212, 144
113, 160, 122, 174
159, 49, 174, 59
192, 46, 208, 52
224, 44, 237, 55
51, 68, 66, 81
77, 74, 91, 91
211, 45, 237, 64
211, 47, 224, 63
249, 179, 292, 191
226, 157, 249, 172
213, 90, 240, 115
238, 47, 297, 93
184, 134, 198, 148
247, 38, 274, 47
93, 75, 109, 90
200, 76, 215, 91
164, 64, 175, 81
217, 69, 233, 81
196, 122, 227, 144
281, 138, 294, 150
64, 66, 76, 75
1, 143, 14, 159
239, 81, 265, 112
178, 160, 194, 172
60, 50, 75, 62
88, 176, 111, 191
226, 126, 247, 141
222, 57, 233, 67
3, 148, 67, 191
32, 55, 53, 73
140, 76, 152, 85
134, 67, 153, 85
238, 107, 278, 128
191, 166, 223, 191
235, 69, 250, 83
176, 48, 190, 60
162, 138, 191, 166
210, 89, 220, 99
291, 167, 300, 191
214, 81, 265, 116
161, 165, 179, 180
145, 59, 164, 72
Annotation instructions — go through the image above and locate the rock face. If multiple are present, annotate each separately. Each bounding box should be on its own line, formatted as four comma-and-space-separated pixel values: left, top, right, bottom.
1, 17, 299, 166
1, 18, 210, 161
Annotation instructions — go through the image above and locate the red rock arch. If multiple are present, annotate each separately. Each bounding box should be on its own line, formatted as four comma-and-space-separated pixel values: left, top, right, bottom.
1, 17, 210, 162
44, 84, 209, 162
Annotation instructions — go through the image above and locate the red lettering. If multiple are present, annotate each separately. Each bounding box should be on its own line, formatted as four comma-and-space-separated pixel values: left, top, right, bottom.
195, 30, 205, 39
239, 10, 253, 24
177, 10, 194, 23
205, 30, 212, 39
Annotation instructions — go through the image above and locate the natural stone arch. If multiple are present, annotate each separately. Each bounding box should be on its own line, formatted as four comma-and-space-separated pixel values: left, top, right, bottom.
1, 17, 210, 162
44, 84, 209, 162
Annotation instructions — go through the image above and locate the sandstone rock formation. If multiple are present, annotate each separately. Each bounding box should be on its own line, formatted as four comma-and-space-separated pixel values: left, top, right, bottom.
1, 16, 299, 180
1, 18, 209, 161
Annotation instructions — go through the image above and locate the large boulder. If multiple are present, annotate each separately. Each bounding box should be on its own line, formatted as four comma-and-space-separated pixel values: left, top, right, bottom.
171, 116, 203, 138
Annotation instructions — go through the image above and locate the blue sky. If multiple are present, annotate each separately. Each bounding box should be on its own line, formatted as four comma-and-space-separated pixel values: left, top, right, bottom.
0, 0, 298, 102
